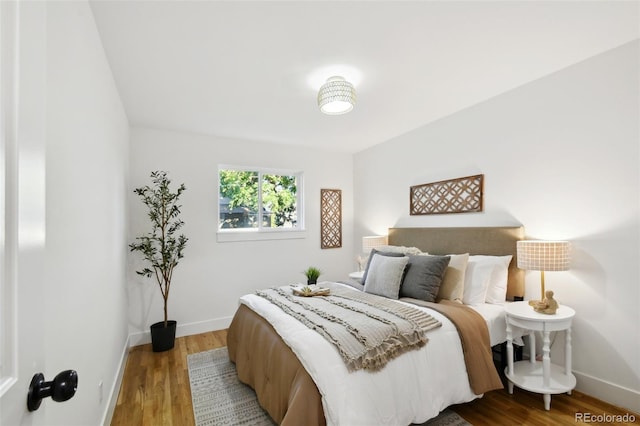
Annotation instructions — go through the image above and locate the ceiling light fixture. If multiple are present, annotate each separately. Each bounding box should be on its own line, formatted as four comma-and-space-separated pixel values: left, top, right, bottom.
317, 76, 356, 115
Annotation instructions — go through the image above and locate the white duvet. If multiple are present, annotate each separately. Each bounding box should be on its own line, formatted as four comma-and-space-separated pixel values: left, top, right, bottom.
239, 282, 482, 426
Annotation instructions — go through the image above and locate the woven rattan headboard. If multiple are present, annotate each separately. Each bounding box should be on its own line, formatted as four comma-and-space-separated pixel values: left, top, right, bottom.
388, 226, 525, 300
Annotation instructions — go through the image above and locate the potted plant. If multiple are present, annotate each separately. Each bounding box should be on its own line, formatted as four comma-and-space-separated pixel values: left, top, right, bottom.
130, 171, 188, 352
304, 267, 321, 285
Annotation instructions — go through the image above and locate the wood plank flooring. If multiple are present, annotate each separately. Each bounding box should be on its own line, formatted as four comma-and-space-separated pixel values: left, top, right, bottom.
111, 330, 227, 425
111, 330, 638, 425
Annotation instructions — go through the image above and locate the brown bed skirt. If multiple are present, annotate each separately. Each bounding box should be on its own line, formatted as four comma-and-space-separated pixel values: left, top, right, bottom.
227, 303, 326, 426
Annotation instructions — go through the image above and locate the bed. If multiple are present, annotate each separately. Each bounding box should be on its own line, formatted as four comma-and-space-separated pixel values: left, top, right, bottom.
227, 226, 525, 425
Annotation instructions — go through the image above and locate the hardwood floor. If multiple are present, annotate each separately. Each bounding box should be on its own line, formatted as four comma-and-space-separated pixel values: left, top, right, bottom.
452, 383, 638, 426
111, 330, 638, 425
111, 329, 227, 425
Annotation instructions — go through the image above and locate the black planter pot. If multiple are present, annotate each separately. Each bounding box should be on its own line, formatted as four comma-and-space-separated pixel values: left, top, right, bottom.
307, 279, 317, 285
150, 320, 177, 352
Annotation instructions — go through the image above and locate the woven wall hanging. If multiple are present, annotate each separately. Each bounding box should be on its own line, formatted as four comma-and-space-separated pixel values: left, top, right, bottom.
410, 174, 484, 215
320, 189, 342, 249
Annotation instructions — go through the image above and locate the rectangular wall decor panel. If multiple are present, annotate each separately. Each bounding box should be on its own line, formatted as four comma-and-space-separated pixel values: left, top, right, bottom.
320, 189, 342, 249
410, 174, 484, 215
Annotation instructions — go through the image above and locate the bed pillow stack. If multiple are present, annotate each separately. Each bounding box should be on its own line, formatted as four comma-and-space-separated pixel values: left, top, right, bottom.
362, 247, 451, 302
361, 247, 513, 305
433, 254, 512, 305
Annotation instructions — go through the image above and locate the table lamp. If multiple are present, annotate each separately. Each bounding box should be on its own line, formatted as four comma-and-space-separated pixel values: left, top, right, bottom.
517, 240, 570, 312
357, 235, 387, 271
362, 235, 387, 253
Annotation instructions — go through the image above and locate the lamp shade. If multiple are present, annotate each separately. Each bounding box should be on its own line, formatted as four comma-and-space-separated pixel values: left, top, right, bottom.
517, 240, 570, 271
317, 76, 356, 115
362, 235, 387, 253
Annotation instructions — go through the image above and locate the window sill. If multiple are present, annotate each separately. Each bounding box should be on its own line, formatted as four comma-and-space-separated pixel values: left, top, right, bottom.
216, 229, 306, 243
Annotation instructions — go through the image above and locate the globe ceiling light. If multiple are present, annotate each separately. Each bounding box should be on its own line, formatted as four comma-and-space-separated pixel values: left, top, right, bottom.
317, 76, 356, 115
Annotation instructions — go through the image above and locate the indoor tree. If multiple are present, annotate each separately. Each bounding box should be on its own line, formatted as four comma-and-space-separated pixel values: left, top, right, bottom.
130, 171, 188, 329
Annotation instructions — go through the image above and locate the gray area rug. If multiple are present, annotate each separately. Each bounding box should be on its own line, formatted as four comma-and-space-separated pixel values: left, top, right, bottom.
420, 409, 471, 426
187, 347, 471, 426
187, 347, 274, 425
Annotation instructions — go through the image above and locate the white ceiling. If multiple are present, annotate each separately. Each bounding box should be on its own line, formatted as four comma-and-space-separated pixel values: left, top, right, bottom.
89, 1, 639, 153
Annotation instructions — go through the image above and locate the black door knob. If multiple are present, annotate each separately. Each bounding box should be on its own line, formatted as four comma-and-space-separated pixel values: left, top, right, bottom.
27, 370, 78, 412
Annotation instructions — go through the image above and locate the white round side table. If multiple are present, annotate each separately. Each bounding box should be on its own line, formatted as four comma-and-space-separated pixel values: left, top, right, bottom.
504, 301, 576, 410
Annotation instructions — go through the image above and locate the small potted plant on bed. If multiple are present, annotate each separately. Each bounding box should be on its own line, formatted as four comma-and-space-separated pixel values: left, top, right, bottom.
304, 267, 321, 285
130, 171, 188, 352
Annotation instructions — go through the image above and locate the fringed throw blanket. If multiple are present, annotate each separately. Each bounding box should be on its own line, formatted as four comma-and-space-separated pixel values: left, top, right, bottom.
256, 283, 441, 371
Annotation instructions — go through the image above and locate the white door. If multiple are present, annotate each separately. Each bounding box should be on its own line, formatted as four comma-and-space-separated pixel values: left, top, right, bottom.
0, 1, 48, 425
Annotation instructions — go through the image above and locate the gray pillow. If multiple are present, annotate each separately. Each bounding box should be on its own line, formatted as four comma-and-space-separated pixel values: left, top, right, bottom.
363, 255, 409, 299
400, 255, 451, 302
362, 249, 405, 285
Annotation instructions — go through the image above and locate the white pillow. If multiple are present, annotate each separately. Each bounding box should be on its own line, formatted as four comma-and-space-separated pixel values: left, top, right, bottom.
462, 260, 494, 305
468, 255, 513, 304
363, 254, 409, 299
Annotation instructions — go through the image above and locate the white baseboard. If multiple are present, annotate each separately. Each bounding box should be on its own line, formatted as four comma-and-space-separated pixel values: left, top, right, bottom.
101, 334, 130, 426
128, 315, 234, 347
574, 369, 640, 414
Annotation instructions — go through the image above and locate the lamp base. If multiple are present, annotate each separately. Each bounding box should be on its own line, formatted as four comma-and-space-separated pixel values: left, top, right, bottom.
528, 290, 558, 315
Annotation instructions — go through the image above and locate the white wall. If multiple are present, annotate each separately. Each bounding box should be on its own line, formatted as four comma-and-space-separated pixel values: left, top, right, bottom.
45, 2, 130, 425
128, 127, 354, 343
354, 41, 639, 412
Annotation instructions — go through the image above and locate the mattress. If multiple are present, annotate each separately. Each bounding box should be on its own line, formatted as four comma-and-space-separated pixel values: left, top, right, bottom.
470, 302, 524, 347
470, 302, 508, 347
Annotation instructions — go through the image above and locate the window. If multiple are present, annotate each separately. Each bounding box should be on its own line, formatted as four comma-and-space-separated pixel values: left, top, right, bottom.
218, 166, 304, 241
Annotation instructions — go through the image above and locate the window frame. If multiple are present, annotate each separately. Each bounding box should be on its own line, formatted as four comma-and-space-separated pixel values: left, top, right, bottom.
217, 165, 305, 242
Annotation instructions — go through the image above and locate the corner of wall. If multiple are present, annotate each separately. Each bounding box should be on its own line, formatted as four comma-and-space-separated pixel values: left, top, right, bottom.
100, 335, 130, 426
